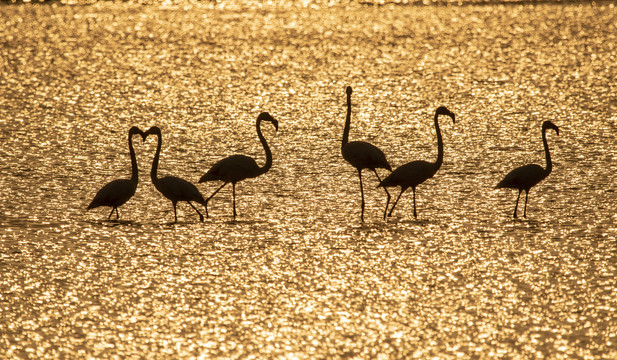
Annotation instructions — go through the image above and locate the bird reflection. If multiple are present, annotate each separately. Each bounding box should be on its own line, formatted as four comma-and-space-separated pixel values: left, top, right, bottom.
87, 126, 145, 220
199, 112, 278, 219
341, 86, 392, 222
144, 126, 206, 223
379, 106, 455, 219
496, 120, 560, 218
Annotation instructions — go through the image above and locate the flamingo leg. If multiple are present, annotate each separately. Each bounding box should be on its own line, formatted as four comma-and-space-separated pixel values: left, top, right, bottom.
412, 187, 418, 219
172, 201, 178, 223
513, 189, 522, 218
115, 207, 120, 219
388, 188, 405, 217
187, 201, 204, 222
107, 207, 115, 220
523, 190, 529, 218
373, 170, 390, 221
205, 182, 229, 215
232, 182, 237, 218
357, 169, 365, 222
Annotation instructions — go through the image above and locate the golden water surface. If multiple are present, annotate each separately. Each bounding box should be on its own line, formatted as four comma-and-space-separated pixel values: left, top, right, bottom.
1, 1, 616, 358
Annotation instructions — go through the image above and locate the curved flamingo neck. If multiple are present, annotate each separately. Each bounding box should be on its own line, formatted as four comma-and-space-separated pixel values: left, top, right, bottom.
342, 92, 351, 149
129, 132, 138, 183
542, 127, 552, 175
257, 119, 272, 175
434, 112, 444, 171
150, 132, 162, 183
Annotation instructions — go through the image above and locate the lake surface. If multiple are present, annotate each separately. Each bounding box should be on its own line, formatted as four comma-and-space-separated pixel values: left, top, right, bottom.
1, 1, 616, 358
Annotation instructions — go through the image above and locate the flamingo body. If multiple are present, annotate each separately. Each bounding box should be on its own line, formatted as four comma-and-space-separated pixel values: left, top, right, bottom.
200, 154, 261, 183
154, 176, 206, 206
199, 112, 278, 218
379, 106, 455, 218
496, 120, 559, 218
342, 141, 392, 173
87, 126, 144, 220
144, 126, 206, 223
379, 160, 437, 190
341, 86, 392, 222
496, 164, 546, 192
87, 179, 136, 213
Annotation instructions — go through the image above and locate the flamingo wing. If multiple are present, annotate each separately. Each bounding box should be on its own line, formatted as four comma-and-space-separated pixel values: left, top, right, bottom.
497, 164, 546, 190
379, 160, 435, 189
157, 176, 205, 204
200, 155, 260, 183
343, 141, 391, 171
88, 179, 136, 209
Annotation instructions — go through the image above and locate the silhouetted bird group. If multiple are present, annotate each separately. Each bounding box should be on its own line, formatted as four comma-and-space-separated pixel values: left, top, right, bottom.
88, 87, 560, 223
88, 113, 278, 223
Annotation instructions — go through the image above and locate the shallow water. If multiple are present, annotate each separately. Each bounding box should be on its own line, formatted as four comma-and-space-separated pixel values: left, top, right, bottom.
1, 1, 616, 358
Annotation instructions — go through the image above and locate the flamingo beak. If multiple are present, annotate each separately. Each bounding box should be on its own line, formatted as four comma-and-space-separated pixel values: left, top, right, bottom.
272, 119, 279, 131
450, 112, 456, 124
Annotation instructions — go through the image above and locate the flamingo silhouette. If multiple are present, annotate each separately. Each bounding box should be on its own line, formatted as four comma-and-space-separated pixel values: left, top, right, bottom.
199, 112, 278, 219
144, 126, 206, 223
378, 106, 455, 219
341, 86, 392, 222
496, 120, 560, 218
87, 126, 146, 220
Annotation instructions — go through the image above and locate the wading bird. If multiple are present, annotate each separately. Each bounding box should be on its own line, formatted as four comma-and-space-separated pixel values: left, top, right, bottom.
87, 126, 145, 220
144, 126, 206, 223
379, 106, 455, 219
199, 112, 278, 219
341, 86, 392, 222
496, 120, 560, 218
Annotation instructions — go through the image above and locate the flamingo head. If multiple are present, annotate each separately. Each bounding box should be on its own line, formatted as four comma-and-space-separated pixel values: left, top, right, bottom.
257, 112, 278, 131
129, 126, 146, 141
143, 126, 162, 142
435, 106, 455, 124
542, 121, 559, 136
346, 86, 352, 96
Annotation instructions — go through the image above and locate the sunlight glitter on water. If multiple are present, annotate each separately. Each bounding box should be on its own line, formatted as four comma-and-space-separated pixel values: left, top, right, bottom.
1, 1, 617, 359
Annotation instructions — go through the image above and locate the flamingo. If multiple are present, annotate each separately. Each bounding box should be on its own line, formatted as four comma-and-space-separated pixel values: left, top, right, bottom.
199, 112, 278, 219
87, 126, 145, 220
378, 106, 455, 219
341, 86, 392, 222
496, 120, 560, 218
144, 126, 206, 223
